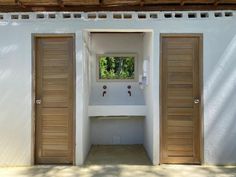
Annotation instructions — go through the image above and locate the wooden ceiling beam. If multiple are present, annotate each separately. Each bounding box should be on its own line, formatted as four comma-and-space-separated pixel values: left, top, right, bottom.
140, 0, 144, 7
58, 0, 64, 7
214, 0, 222, 6
1, 4, 236, 12
102, 0, 140, 6
15, 0, 26, 8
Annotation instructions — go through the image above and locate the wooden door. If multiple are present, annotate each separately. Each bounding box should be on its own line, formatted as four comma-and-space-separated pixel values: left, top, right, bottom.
160, 34, 202, 164
35, 36, 74, 164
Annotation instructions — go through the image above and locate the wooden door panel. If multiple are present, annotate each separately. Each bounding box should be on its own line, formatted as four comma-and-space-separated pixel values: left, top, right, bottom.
161, 35, 202, 164
35, 36, 74, 164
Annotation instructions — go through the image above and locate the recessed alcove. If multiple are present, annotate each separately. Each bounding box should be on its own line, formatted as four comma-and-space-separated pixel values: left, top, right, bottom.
83, 31, 153, 164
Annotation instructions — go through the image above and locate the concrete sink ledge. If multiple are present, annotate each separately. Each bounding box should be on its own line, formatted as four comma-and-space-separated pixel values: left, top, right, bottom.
88, 105, 147, 117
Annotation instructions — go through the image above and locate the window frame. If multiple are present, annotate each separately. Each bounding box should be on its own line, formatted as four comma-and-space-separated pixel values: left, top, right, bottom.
96, 53, 138, 82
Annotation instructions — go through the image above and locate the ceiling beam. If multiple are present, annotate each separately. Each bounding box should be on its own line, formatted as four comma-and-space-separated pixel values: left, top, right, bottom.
57, 0, 64, 7
214, 0, 222, 6
180, 0, 185, 6
0, 4, 236, 12
15, 0, 25, 8
140, 0, 144, 7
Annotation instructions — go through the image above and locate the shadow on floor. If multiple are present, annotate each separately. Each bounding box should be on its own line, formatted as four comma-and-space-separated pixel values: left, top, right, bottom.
1, 147, 236, 177
0, 165, 236, 177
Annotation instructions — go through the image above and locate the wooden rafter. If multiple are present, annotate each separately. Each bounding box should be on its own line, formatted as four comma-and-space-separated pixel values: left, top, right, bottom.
0, 0, 236, 12
214, 0, 222, 6
15, 0, 25, 8
180, 0, 185, 6
140, 0, 144, 7
58, 0, 64, 7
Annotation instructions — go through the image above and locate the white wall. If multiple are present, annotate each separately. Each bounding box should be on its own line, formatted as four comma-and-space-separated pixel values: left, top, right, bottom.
143, 32, 155, 163
89, 33, 145, 105
203, 30, 236, 165
91, 117, 144, 145
0, 31, 32, 166
81, 32, 91, 164
0, 11, 236, 165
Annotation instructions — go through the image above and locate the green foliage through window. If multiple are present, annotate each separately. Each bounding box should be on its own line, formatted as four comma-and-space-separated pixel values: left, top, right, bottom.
98, 55, 135, 80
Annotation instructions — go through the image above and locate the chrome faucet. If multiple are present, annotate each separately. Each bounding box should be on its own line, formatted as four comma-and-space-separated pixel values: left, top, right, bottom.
102, 85, 107, 97
127, 85, 131, 96
128, 90, 131, 96
103, 91, 107, 97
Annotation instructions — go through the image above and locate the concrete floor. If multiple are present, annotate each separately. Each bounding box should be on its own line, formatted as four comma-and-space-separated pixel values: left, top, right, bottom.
85, 145, 151, 165
0, 145, 236, 177
0, 165, 236, 177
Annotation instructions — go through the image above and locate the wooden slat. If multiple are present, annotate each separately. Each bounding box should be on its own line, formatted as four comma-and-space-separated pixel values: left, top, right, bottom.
168, 132, 193, 138
168, 120, 193, 126
168, 144, 193, 151
63, 0, 99, 5
21, 0, 59, 5
103, 0, 140, 5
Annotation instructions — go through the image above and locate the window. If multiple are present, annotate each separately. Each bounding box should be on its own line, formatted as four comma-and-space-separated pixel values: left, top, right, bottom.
97, 54, 137, 81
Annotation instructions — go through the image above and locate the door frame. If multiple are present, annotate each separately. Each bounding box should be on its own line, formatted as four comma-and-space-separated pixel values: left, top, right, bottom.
31, 33, 76, 165
159, 33, 204, 164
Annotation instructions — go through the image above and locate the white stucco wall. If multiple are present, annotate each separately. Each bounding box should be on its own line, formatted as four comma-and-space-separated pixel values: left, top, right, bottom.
0, 11, 236, 165
81, 32, 91, 164
143, 32, 155, 163
91, 117, 144, 145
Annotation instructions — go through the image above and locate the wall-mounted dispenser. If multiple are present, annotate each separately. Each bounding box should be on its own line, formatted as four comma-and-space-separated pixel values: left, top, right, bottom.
139, 59, 149, 89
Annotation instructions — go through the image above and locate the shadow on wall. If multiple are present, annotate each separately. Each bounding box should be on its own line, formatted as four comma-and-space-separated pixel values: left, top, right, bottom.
0, 165, 236, 177
0, 43, 32, 165
205, 34, 236, 164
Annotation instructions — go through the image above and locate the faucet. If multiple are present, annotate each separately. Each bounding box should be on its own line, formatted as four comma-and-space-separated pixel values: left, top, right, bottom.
127, 85, 131, 96
128, 90, 131, 96
102, 85, 107, 97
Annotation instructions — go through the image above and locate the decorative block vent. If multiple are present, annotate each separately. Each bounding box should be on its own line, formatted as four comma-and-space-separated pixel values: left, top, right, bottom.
175, 13, 183, 18
21, 14, 29, 19
87, 13, 96, 19
188, 13, 197, 18
36, 14, 45, 19
11, 15, 19, 19
138, 13, 146, 19
215, 12, 223, 17
150, 13, 158, 19
63, 13, 71, 19
48, 14, 56, 19
200, 12, 209, 18
123, 13, 132, 19
225, 12, 233, 17
113, 13, 122, 19
164, 13, 172, 18
98, 13, 107, 19
74, 13, 82, 18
